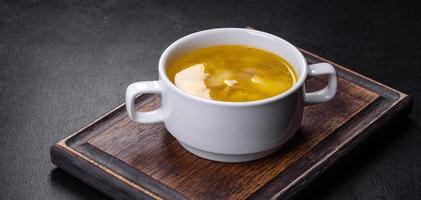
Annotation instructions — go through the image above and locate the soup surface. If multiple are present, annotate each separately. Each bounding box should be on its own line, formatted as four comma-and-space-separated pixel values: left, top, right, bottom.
166, 45, 297, 102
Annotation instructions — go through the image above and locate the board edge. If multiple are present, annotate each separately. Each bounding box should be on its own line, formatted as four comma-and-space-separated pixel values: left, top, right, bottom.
50, 141, 162, 200
269, 85, 411, 200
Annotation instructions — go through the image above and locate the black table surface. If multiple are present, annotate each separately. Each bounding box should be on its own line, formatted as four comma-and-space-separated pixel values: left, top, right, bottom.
1, 0, 420, 199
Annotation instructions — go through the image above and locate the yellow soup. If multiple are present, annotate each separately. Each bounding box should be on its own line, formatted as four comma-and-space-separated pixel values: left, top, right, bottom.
167, 45, 297, 102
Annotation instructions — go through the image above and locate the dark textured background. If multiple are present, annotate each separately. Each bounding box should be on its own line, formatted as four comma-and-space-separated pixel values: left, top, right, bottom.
1, 0, 420, 199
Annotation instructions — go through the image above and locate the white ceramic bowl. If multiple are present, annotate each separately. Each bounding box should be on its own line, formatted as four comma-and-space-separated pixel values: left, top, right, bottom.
126, 28, 337, 162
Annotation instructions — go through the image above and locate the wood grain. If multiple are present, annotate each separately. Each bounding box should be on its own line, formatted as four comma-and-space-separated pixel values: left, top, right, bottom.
50, 50, 411, 200
86, 77, 378, 200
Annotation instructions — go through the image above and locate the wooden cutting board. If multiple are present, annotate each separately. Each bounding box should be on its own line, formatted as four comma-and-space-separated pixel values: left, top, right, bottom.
50, 49, 411, 200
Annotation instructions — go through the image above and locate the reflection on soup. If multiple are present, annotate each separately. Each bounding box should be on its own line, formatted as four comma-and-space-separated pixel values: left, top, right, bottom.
167, 45, 297, 102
